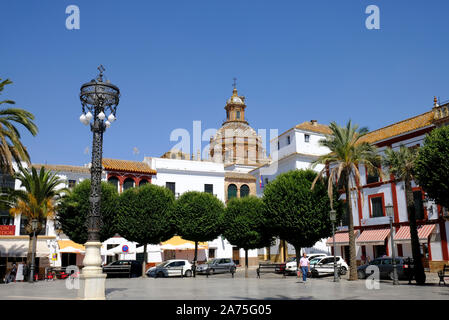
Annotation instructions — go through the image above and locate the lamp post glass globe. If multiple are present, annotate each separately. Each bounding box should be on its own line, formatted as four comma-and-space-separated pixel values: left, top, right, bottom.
329, 209, 337, 222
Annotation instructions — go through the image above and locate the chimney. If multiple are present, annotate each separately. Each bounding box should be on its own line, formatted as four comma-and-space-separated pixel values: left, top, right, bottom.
311, 120, 318, 126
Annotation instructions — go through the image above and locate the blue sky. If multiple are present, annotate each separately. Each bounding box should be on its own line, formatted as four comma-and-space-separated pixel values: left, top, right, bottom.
1, 0, 449, 165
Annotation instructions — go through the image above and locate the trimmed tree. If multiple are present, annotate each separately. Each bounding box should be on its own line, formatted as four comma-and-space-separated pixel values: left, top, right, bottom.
173, 191, 225, 277
223, 196, 274, 278
56, 179, 119, 244
415, 125, 449, 209
115, 184, 176, 277
263, 169, 342, 273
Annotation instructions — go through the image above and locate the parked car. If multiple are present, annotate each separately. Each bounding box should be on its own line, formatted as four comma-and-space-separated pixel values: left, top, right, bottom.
284, 253, 327, 274
310, 256, 349, 277
146, 259, 193, 278
357, 256, 415, 280
196, 258, 236, 275
102, 260, 142, 278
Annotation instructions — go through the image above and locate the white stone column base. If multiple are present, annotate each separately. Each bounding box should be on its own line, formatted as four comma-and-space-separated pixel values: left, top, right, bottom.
78, 241, 107, 300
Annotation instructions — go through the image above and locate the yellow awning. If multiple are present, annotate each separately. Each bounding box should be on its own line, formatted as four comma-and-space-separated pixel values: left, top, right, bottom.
58, 240, 85, 253
161, 236, 208, 249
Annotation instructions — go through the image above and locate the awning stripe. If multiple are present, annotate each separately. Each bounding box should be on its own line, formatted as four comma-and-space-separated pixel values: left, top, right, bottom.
326, 231, 357, 246
394, 224, 435, 241
356, 228, 390, 245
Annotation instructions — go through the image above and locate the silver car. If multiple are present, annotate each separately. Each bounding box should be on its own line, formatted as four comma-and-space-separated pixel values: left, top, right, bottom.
196, 258, 236, 275
146, 260, 193, 278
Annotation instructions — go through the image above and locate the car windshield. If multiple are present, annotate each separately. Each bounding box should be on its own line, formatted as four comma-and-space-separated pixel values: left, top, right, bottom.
156, 261, 170, 268
206, 260, 217, 264
310, 258, 322, 264
286, 257, 296, 263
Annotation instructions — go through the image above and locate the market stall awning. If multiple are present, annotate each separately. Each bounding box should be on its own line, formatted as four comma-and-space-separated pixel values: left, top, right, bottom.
356, 228, 390, 246
58, 240, 85, 253
161, 236, 208, 250
0, 239, 50, 257
326, 231, 357, 246
393, 224, 435, 244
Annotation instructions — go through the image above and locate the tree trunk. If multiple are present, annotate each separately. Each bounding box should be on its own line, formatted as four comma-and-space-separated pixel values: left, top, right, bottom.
405, 177, 426, 285
193, 241, 198, 278
245, 249, 248, 278
142, 243, 147, 278
346, 175, 358, 281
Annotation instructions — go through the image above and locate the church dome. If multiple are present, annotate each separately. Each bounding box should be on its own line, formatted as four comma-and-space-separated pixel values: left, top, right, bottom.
226, 88, 244, 105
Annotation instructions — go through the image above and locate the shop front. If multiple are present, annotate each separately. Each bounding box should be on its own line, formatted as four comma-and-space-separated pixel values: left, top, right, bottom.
356, 228, 391, 261
393, 224, 436, 270
0, 238, 51, 280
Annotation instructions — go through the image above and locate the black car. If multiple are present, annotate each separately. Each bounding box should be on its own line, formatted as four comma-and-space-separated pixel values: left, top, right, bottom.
102, 260, 142, 278
357, 256, 414, 280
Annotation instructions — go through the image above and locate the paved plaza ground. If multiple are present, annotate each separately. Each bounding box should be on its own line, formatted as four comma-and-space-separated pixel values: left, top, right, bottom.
0, 268, 448, 300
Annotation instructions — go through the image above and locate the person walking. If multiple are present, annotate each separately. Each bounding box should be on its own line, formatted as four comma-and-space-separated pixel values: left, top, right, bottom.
299, 253, 310, 283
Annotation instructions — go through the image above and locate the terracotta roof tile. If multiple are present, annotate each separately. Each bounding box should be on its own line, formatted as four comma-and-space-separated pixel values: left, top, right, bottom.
359, 111, 434, 144
32, 164, 90, 174
295, 121, 332, 135
102, 158, 157, 175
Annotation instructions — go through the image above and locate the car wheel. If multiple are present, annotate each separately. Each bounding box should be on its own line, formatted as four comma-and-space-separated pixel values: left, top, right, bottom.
184, 270, 192, 277
357, 270, 366, 279
157, 271, 164, 278
339, 267, 347, 275
207, 268, 214, 275
311, 270, 318, 278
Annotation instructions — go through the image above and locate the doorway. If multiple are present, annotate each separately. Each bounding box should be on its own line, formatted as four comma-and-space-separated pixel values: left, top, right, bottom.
232, 247, 240, 265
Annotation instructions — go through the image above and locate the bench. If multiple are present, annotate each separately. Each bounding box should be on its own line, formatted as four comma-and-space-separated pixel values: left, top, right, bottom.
256, 263, 286, 278
438, 265, 449, 286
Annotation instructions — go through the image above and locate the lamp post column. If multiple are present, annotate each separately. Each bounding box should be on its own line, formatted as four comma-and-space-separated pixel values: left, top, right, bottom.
330, 210, 339, 282
390, 216, 399, 285
78, 66, 120, 300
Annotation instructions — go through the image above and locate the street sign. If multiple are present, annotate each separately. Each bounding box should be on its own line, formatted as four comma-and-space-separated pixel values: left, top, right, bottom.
122, 245, 129, 253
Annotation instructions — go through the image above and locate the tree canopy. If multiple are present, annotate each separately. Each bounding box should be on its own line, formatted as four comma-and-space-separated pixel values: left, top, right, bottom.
115, 183, 175, 245
56, 179, 119, 244
223, 196, 273, 251
415, 125, 449, 209
173, 191, 225, 243
262, 169, 342, 258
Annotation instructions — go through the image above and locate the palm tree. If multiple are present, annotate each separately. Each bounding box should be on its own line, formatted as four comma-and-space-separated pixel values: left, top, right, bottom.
312, 120, 380, 280
0, 78, 38, 174
7, 166, 65, 279
382, 145, 426, 284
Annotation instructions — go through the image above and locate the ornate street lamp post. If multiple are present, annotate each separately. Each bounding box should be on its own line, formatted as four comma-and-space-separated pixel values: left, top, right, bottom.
385, 204, 399, 285
28, 218, 38, 283
329, 209, 339, 282
78, 65, 120, 299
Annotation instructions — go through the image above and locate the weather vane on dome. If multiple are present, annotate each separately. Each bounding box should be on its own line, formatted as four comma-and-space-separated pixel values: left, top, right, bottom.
232, 77, 237, 90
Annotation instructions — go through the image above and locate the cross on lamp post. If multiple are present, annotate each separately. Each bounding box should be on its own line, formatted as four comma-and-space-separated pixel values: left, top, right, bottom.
385, 204, 399, 285
329, 209, 339, 282
78, 66, 120, 299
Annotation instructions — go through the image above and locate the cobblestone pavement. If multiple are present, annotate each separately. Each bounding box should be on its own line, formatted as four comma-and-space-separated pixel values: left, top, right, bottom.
0, 268, 447, 300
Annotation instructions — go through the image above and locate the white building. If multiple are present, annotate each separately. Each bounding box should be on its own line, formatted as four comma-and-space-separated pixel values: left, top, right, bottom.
326, 99, 449, 271
249, 120, 333, 261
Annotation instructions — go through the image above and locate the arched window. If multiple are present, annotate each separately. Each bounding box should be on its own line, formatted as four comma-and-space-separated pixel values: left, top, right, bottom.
240, 184, 250, 197
227, 184, 237, 200
108, 176, 119, 189
139, 179, 149, 186
123, 178, 135, 191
